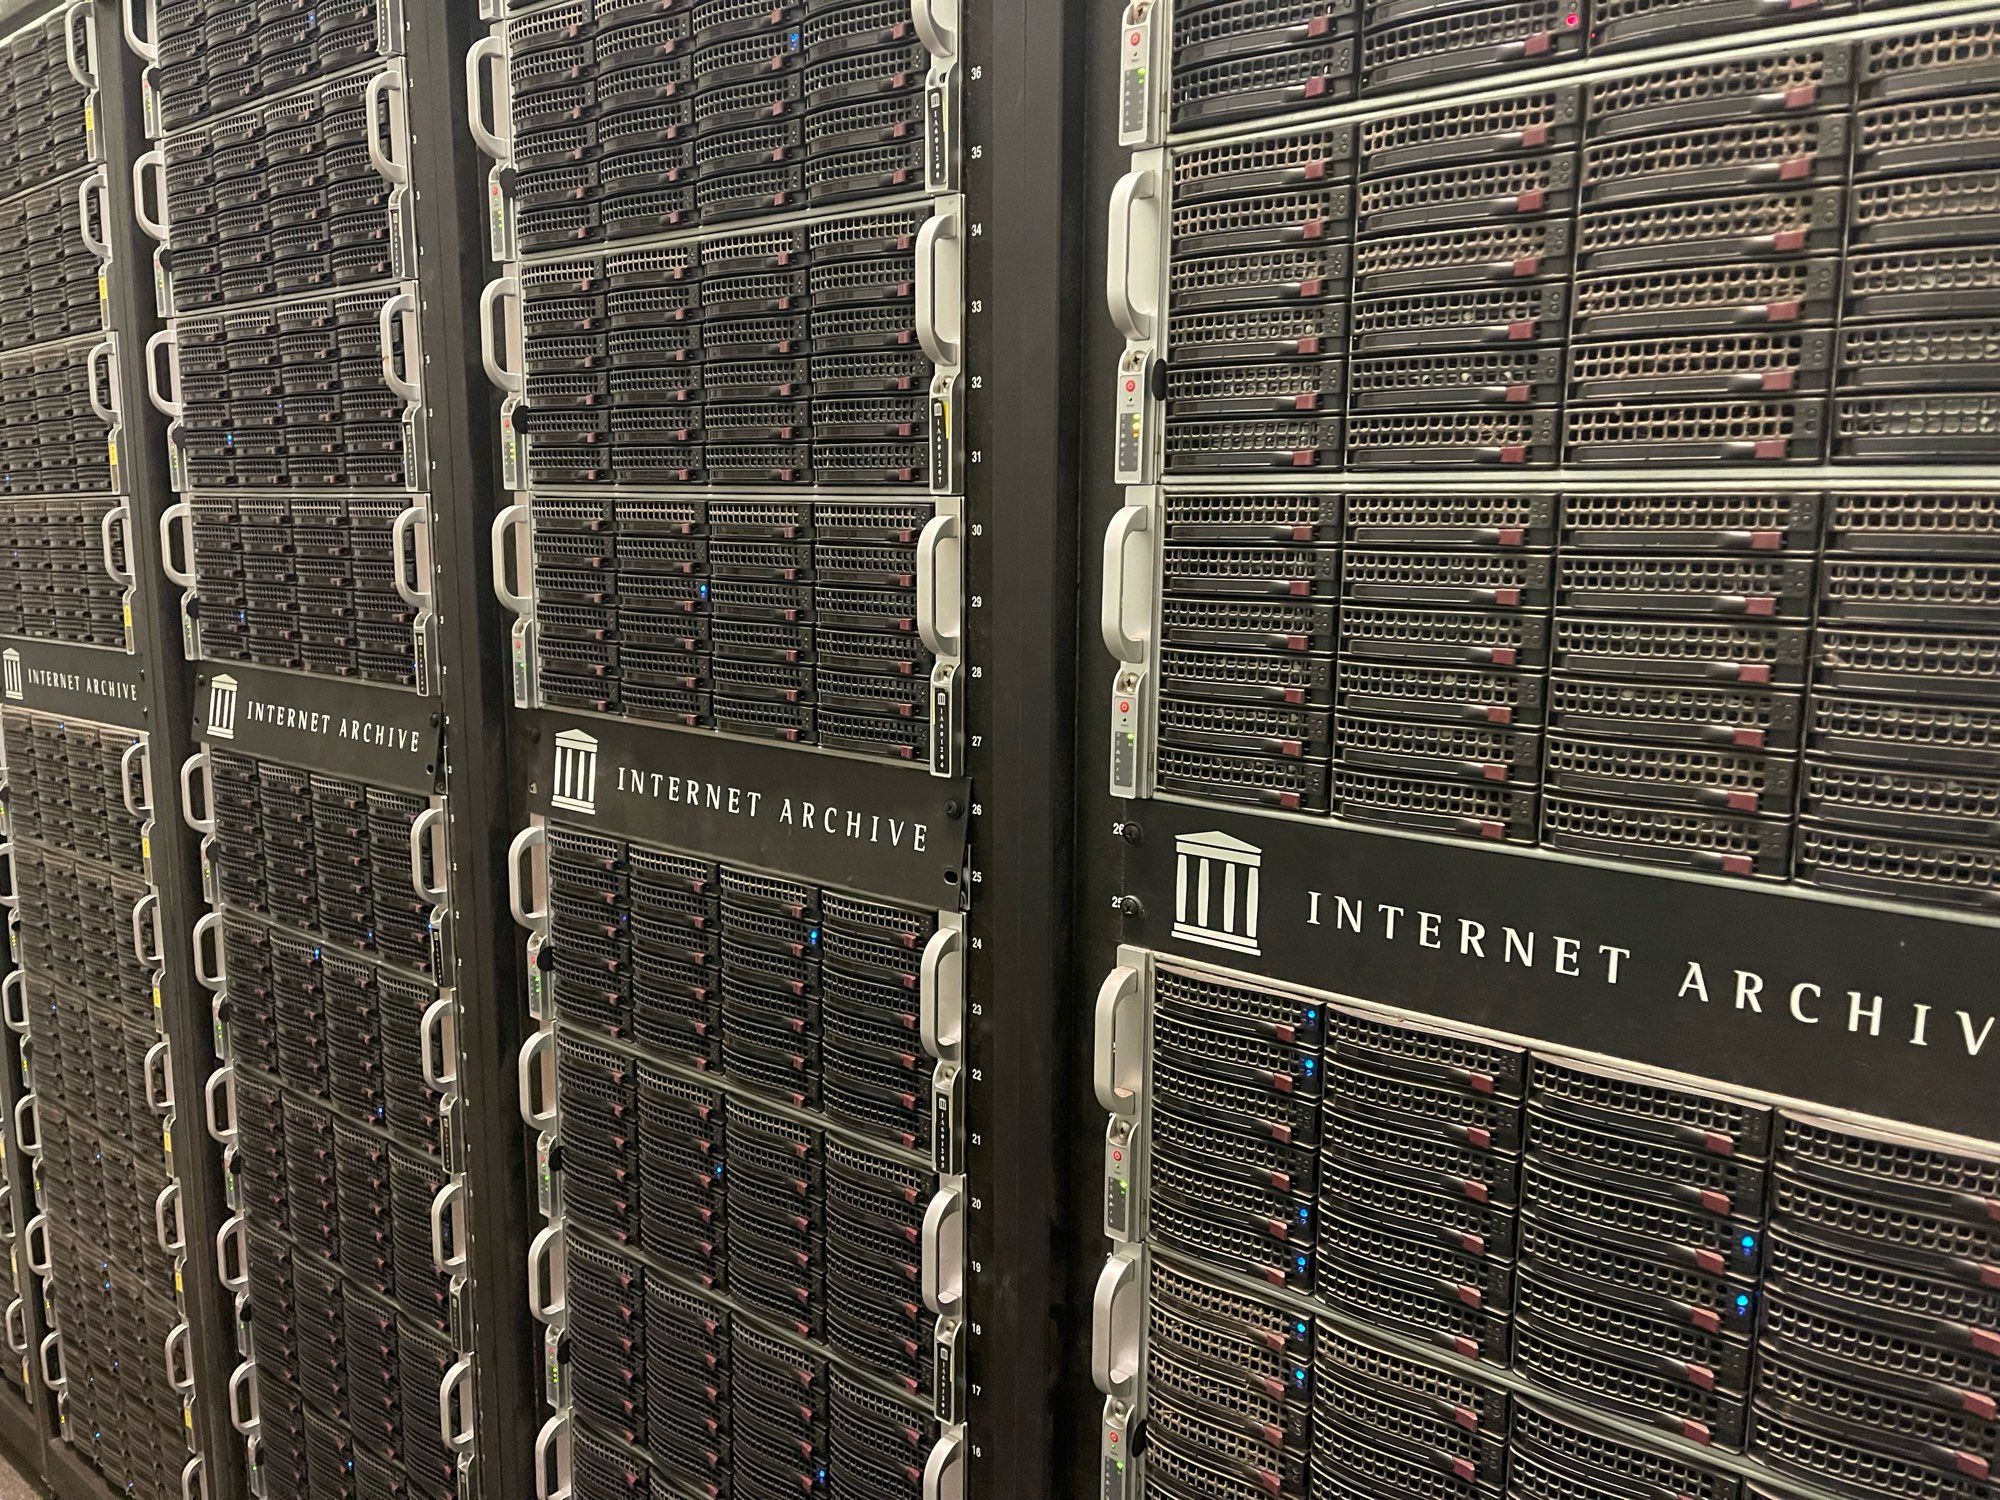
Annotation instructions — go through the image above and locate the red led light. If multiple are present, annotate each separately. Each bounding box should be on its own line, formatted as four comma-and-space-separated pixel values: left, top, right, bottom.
1118, 701, 1131, 714
1124, 378, 1136, 392
1130, 30, 1141, 42
1564, 11, 1579, 22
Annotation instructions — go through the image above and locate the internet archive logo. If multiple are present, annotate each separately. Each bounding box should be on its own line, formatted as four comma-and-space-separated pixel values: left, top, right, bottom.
1173, 831, 1262, 955
552, 729, 600, 815
2, 650, 20, 701
207, 675, 240, 739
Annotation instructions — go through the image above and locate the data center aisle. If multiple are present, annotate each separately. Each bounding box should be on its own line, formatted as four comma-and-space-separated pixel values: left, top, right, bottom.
0, 1448, 37, 1500
1083, 3, 2000, 1500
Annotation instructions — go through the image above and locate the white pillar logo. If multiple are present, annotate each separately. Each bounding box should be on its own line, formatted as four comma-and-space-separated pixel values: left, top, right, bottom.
551, 730, 600, 814
1173, 831, 1262, 955
1, 651, 20, 701
208, 675, 239, 739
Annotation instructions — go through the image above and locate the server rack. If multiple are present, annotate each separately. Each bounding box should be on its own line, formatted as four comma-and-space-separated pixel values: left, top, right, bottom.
472, 0, 982, 1476
111, 0, 512, 1497
469, 0, 1083, 1489
0, 1, 237, 1497
1085, 3, 2000, 1500
472, 0, 968, 771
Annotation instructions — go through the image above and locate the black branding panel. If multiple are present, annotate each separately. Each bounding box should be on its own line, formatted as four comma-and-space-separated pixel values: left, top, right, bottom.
528, 710, 969, 909
194, 664, 441, 793
1126, 803, 2000, 1143
0, 637, 148, 729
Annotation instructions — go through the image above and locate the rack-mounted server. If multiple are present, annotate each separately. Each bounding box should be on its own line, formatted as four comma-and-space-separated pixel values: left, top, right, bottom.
0, 702, 199, 1500
182, 735, 470, 1500
1110, 487, 2000, 909
509, 819, 968, 1498
1102, 12, 2000, 905
1091, 948, 2000, 1500
130, 18, 439, 697
475, 0, 968, 777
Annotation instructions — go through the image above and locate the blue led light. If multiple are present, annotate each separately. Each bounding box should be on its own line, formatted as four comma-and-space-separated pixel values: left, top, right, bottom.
1296, 1255, 1308, 1272
1736, 1294, 1751, 1310
809, 927, 821, 944
1294, 1368, 1307, 1384
1297, 1207, 1309, 1222
1296, 1322, 1308, 1335
1741, 1235, 1756, 1252
1301, 1057, 1316, 1073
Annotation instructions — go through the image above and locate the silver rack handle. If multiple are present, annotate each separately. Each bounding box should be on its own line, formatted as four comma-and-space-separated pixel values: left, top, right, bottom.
365, 69, 409, 185
121, 738, 150, 816
178, 746, 212, 833
63, 0, 95, 88
1094, 965, 1144, 1115
921, 1184, 964, 1315
1091, 1249, 1142, 1398
4, 1300, 26, 1356
182, 1455, 207, 1500
392, 503, 433, 610
87, 339, 118, 424
479, 276, 524, 393
915, 208, 961, 369
155, 1181, 183, 1255
441, 1358, 476, 1452
38, 1332, 63, 1393
910, 0, 958, 59
409, 805, 446, 902
120, 0, 156, 62
132, 148, 167, 242
430, 1179, 466, 1274
923, 1432, 966, 1500
491, 503, 532, 617
528, 1222, 567, 1325
919, 926, 963, 1062
13, 1096, 38, 1159
421, 996, 459, 1090
132, 890, 163, 967
1, 971, 25, 1035
507, 825, 547, 930
79, 169, 109, 259
916, 512, 961, 659
0, 843, 15, 910
215, 1215, 248, 1293
204, 1065, 238, 1146
534, 1412, 572, 1500
518, 1028, 556, 1130
379, 290, 419, 402
1100, 504, 1153, 664
144, 328, 181, 416
191, 911, 224, 989
23, 1215, 48, 1275
1106, 167, 1159, 341
227, 1362, 259, 1435
160, 500, 194, 587
144, 1037, 173, 1113
466, 35, 511, 163
164, 1321, 193, 1391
